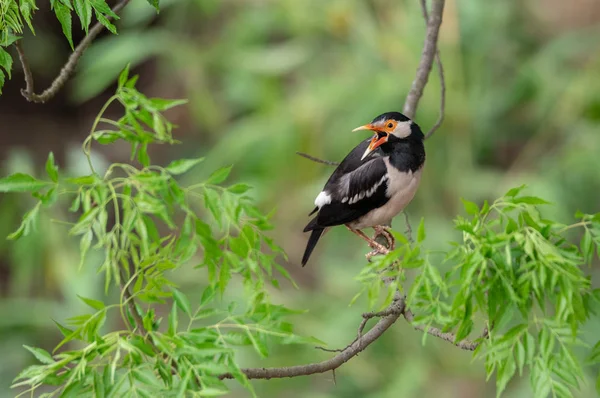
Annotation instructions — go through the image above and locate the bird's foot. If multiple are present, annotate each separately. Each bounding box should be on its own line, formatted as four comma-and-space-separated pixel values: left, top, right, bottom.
346, 225, 389, 255
373, 225, 395, 250
366, 250, 379, 262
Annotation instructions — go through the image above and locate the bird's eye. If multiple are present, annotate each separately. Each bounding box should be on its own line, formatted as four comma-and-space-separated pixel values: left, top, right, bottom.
387, 122, 394, 129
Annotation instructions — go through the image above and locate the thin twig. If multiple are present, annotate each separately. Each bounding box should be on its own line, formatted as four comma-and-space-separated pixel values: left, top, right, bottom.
15, 0, 131, 103
296, 152, 340, 166
403, 211, 413, 243
425, 50, 445, 140
403, 0, 445, 120
419, 0, 446, 140
315, 307, 403, 353
403, 309, 487, 351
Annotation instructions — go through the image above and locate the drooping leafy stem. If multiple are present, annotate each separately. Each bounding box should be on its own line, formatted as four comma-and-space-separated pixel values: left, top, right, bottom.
4, 67, 315, 397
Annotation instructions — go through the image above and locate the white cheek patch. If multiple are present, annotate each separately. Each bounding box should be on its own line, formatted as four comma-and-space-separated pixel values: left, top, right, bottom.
314, 191, 332, 208
392, 121, 412, 138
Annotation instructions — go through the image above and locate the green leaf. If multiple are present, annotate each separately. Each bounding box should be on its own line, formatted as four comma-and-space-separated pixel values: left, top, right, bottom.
165, 157, 204, 175
454, 319, 473, 342
45, 152, 59, 183
118, 64, 130, 88
417, 217, 426, 243
66, 174, 100, 185
79, 230, 93, 268
273, 263, 298, 289
228, 183, 252, 194
0, 70, 5, 94
176, 369, 192, 398
53, 0, 74, 49
77, 295, 105, 310
138, 142, 150, 167
90, 0, 119, 18
512, 196, 551, 205
199, 388, 229, 397
53, 320, 74, 337
145, 0, 160, 11
246, 330, 268, 357
0, 47, 12, 79
496, 356, 516, 398
515, 339, 525, 375
19, 0, 38, 33
0, 173, 50, 192
7, 202, 40, 240
171, 288, 191, 316
461, 198, 479, 215
219, 257, 230, 294
23, 345, 54, 364
523, 332, 536, 364
505, 184, 526, 198
206, 165, 232, 185
149, 98, 187, 111
73, 0, 92, 33
94, 10, 117, 34
200, 285, 216, 307
581, 229, 593, 264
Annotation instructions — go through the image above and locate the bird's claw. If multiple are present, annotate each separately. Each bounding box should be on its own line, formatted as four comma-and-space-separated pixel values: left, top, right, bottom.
373, 225, 395, 250
366, 250, 379, 262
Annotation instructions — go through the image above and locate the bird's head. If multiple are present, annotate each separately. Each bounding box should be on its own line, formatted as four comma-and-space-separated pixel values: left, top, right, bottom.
352, 112, 423, 160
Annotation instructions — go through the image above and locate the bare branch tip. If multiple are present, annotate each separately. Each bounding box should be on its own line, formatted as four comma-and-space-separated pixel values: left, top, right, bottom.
296, 152, 340, 166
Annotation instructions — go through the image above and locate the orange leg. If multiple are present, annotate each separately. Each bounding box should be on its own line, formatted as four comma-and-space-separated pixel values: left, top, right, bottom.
345, 225, 389, 254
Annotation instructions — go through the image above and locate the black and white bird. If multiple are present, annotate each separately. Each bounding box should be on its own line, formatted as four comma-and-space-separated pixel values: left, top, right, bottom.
301, 111, 425, 266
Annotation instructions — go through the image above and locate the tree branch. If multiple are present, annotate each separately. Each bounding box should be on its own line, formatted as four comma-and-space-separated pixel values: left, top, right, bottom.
15, 0, 131, 103
402, 0, 445, 120
220, 296, 406, 380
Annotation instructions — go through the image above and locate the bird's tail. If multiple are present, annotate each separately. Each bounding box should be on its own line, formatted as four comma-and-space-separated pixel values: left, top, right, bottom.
301, 228, 324, 266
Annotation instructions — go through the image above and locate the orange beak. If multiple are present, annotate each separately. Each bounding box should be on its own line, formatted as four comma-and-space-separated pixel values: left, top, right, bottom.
352, 123, 389, 160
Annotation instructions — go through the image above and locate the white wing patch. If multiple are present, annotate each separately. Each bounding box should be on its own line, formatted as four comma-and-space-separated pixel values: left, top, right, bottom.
314, 191, 332, 208
346, 175, 389, 204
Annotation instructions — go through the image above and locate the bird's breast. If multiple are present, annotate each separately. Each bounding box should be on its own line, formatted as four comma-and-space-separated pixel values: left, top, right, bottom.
349, 164, 423, 229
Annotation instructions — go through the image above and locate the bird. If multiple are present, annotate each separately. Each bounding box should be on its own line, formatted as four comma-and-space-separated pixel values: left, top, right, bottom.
301, 111, 425, 266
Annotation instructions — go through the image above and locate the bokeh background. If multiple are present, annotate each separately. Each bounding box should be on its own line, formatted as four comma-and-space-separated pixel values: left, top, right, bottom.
1, 0, 600, 396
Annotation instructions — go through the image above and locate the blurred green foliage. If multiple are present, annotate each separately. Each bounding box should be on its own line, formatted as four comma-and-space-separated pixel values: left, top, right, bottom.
1, 0, 600, 397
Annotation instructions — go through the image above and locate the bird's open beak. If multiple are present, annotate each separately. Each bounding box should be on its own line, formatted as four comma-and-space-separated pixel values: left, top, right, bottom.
353, 124, 389, 160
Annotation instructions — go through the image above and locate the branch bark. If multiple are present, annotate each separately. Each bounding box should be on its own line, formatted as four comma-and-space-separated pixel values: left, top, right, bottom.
403, 309, 483, 352
220, 296, 406, 380
15, 0, 131, 103
402, 0, 445, 120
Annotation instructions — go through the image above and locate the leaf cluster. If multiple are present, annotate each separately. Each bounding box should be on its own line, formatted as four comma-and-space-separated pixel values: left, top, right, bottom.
0, 0, 158, 93
6, 67, 312, 398
401, 186, 600, 397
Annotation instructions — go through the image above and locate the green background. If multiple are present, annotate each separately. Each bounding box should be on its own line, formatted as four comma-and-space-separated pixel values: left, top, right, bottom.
1, 0, 599, 396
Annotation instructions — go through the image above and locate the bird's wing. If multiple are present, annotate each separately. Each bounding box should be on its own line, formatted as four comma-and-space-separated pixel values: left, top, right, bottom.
309, 157, 390, 228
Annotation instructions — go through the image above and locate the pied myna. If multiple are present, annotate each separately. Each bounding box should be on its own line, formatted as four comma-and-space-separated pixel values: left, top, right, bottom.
301, 112, 425, 266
